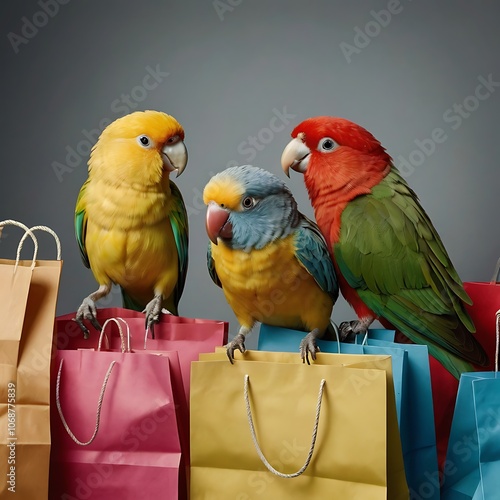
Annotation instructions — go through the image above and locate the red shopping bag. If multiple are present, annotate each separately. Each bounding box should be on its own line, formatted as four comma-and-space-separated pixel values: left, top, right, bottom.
463, 258, 500, 371
402, 258, 500, 474
49, 319, 185, 500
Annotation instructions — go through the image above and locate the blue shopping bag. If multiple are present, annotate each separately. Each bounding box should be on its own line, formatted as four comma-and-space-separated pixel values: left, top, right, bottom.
442, 309, 500, 500
361, 328, 396, 342
364, 337, 439, 500
442, 373, 500, 500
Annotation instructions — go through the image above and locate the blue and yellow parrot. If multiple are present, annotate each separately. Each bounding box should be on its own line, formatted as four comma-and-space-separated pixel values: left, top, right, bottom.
203, 165, 339, 362
74, 110, 189, 337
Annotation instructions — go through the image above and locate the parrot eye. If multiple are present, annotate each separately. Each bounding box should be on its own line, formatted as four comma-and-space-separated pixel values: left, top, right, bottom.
242, 196, 256, 209
137, 135, 153, 148
318, 137, 337, 153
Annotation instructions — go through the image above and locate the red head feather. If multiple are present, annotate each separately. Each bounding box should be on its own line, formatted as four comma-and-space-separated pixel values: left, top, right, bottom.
289, 116, 392, 244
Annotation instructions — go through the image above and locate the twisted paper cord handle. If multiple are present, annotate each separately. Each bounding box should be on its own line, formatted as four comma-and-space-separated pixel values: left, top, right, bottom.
0, 219, 38, 271
56, 358, 116, 446
98, 317, 131, 353
244, 374, 325, 478
17, 225, 61, 260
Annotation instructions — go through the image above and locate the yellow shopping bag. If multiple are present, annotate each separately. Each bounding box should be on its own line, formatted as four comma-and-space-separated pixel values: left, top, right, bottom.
190, 350, 408, 499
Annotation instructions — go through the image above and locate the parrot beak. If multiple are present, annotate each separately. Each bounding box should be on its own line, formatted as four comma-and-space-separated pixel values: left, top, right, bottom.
281, 134, 310, 177
206, 202, 232, 244
162, 140, 188, 177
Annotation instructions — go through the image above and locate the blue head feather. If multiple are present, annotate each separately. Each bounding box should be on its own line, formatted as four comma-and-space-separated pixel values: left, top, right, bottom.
216, 165, 300, 251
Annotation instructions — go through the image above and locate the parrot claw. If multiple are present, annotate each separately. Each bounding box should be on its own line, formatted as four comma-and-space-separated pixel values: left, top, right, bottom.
300, 328, 321, 365
339, 318, 373, 342
225, 333, 246, 364
143, 294, 163, 338
75, 297, 102, 339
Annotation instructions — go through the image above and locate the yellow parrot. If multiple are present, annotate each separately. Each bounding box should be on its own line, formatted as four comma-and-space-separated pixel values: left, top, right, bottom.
74, 110, 189, 337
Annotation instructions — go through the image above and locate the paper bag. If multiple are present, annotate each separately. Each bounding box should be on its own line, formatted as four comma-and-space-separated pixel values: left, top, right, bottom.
442, 311, 500, 500
191, 349, 408, 499
49, 318, 184, 499
463, 258, 500, 371
0, 221, 62, 500
55, 308, 228, 402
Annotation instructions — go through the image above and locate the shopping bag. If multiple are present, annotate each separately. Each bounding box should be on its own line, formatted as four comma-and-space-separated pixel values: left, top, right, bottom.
365, 328, 396, 341
441, 372, 500, 500
55, 308, 228, 403
463, 258, 500, 371
0, 221, 63, 500
257, 324, 407, 424
191, 349, 409, 499
101, 316, 191, 497
358, 327, 460, 475
258, 324, 439, 498
101, 317, 191, 498
49, 318, 184, 500
362, 337, 439, 499
441, 311, 500, 500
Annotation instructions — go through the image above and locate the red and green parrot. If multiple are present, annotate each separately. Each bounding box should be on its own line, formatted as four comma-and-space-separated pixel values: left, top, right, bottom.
281, 116, 488, 379
74, 110, 189, 337
203, 165, 339, 363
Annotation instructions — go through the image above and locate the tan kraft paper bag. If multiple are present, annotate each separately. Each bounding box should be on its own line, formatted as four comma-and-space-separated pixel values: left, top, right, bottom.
0, 221, 62, 499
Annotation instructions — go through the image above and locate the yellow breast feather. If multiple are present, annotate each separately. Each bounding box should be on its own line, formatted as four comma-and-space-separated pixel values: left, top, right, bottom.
211, 235, 333, 332
84, 179, 178, 303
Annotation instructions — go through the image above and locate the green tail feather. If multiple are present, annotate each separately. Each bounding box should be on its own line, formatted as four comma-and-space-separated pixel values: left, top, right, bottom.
426, 343, 475, 380
120, 288, 144, 312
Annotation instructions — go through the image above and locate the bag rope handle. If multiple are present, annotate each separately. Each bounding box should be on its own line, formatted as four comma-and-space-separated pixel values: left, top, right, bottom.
98, 317, 131, 353
332, 321, 341, 352
243, 374, 325, 478
56, 317, 129, 445
17, 225, 62, 261
0, 219, 38, 271
56, 358, 116, 446
144, 327, 151, 350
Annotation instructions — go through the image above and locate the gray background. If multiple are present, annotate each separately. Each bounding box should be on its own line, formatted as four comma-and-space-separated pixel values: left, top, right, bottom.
1, 0, 499, 348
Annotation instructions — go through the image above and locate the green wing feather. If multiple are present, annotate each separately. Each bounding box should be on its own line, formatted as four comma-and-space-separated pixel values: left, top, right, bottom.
294, 214, 339, 301
207, 243, 222, 288
167, 180, 189, 315
335, 167, 487, 377
75, 179, 90, 268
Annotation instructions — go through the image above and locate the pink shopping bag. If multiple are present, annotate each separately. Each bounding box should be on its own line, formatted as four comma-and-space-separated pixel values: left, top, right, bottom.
49, 319, 184, 499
